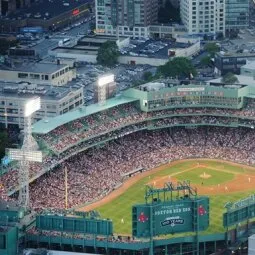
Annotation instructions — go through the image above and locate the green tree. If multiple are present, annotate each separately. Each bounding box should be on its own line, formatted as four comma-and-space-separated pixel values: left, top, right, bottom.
0, 130, 9, 159
157, 57, 197, 79
97, 41, 120, 67
143, 71, 153, 81
199, 56, 212, 67
204, 42, 220, 56
221, 72, 239, 84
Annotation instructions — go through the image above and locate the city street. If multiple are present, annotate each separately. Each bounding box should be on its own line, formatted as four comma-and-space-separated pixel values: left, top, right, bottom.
30, 18, 93, 58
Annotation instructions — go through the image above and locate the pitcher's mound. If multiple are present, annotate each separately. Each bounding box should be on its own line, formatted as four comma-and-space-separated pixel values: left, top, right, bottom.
200, 173, 211, 179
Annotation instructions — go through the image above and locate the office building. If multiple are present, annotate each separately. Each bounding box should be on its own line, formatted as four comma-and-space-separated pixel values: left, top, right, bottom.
96, 0, 158, 38
0, 81, 83, 128
180, 0, 225, 35
225, 0, 249, 31
214, 51, 255, 75
0, 62, 76, 86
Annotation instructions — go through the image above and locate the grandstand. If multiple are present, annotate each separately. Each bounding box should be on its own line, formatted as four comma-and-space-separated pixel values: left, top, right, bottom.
2, 81, 255, 201
2, 81, 255, 254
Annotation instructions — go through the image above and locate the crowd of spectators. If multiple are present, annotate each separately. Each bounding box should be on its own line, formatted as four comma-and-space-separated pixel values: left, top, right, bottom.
27, 126, 255, 209
2, 102, 255, 208
36, 104, 255, 154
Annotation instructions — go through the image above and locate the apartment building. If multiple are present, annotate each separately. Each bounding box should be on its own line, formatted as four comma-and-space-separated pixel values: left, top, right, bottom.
180, 0, 225, 35
96, 0, 158, 38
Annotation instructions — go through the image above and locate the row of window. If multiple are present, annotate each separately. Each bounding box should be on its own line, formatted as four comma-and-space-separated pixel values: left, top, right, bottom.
17, 68, 69, 81
147, 96, 241, 110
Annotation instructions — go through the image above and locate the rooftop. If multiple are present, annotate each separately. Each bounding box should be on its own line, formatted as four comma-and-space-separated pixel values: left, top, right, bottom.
0, 62, 68, 74
121, 39, 195, 59
139, 82, 166, 91
241, 61, 255, 70
32, 96, 138, 134
79, 35, 128, 43
208, 76, 255, 87
52, 47, 98, 55
0, 81, 83, 100
216, 51, 255, 58
134, 81, 246, 92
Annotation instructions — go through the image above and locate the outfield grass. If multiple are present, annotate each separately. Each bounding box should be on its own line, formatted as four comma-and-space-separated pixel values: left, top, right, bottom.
96, 160, 255, 235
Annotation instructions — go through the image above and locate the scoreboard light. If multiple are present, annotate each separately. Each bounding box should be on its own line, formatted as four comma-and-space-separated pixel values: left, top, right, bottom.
98, 74, 114, 87
7, 149, 42, 162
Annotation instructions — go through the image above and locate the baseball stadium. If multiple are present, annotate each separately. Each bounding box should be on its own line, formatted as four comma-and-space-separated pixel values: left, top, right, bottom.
1, 81, 255, 255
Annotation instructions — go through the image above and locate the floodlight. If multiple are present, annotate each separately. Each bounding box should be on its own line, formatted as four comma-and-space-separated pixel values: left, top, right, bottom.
7, 149, 42, 162
24, 97, 41, 117
98, 74, 114, 87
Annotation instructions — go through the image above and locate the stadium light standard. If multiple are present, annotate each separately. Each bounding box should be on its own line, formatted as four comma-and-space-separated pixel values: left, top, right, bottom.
97, 74, 114, 106
6, 97, 42, 211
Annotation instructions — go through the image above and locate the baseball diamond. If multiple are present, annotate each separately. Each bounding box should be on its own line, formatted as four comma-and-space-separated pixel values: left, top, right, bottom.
79, 159, 255, 235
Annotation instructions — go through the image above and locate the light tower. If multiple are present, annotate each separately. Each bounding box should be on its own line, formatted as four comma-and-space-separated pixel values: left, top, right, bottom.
97, 74, 115, 106
7, 97, 42, 210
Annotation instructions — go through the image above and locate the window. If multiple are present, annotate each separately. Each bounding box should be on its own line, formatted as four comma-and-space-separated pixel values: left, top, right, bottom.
18, 73, 28, 78
30, 74, 40, 79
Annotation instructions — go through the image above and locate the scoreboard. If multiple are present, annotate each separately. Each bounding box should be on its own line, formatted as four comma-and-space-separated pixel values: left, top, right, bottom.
132, 197, 209, 237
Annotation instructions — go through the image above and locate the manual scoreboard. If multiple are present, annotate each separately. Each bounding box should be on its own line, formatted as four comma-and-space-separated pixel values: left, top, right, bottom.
132, 197, 209, 237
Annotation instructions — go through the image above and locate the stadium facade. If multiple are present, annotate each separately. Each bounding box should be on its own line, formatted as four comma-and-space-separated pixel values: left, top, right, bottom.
2, 81, 255, 254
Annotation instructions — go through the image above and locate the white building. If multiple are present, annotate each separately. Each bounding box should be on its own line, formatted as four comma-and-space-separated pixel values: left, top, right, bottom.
50, 38, 200, 66
0, 62, 76, 86
0, 81, 83, 128
180, 0, 225, 35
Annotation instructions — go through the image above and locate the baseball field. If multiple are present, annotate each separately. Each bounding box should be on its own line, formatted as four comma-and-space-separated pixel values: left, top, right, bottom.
79, 159, 255, 235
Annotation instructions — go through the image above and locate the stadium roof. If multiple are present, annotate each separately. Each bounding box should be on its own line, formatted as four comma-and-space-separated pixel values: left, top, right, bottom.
32, 96, 138, 134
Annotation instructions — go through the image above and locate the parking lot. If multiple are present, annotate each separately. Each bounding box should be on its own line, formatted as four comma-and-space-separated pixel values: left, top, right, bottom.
120, 39, 169, 58
223, 29, 255, 52
76, 64, 157, 104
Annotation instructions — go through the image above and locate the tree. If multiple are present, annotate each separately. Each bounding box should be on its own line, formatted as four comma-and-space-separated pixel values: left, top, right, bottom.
97, 41, 120, 67
157, 57, 197, 79
221, 72, 239, 84
143, 71, 153, 81
204, 42, 220, 56
199, 56, 212, 67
